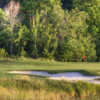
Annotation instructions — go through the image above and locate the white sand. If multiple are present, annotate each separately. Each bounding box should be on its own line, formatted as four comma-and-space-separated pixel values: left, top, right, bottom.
9, 71, 100, 84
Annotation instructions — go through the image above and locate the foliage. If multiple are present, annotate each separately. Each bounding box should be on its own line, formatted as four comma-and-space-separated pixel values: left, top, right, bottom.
56, 9, 96, 61
0, 0, 100, 61
73, 0, 100, 60
0, 48, 8, 58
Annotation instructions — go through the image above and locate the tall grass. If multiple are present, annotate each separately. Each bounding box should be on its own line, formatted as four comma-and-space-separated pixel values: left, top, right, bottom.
0, 76, 100, 100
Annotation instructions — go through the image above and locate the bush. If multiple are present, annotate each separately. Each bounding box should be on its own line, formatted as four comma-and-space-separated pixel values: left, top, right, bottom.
0, 48, 8, 58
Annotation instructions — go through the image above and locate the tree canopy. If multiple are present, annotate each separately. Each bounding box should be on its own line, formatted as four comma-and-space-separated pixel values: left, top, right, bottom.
0, 0, 100, 61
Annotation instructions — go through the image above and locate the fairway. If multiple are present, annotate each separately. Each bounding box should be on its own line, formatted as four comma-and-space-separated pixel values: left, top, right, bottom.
0, 58, 100, 76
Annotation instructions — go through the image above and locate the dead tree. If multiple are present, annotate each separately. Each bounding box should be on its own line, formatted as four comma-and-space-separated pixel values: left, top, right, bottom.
4, 0, 20, 55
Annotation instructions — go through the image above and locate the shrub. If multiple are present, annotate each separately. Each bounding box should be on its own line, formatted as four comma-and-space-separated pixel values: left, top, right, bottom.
0, 48, 8, 58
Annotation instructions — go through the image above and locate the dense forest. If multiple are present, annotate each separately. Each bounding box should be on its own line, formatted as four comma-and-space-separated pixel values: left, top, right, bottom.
0, 0, 100, 62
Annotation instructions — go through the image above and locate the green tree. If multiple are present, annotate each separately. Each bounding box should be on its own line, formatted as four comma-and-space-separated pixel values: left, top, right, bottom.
73, 0, 100, 60
56, 9, 96, 61
0, 9, 11, 55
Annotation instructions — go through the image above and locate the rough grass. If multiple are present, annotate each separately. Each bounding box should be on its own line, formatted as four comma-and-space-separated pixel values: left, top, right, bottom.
0, 76, 100, 100
0, 58, 100, 100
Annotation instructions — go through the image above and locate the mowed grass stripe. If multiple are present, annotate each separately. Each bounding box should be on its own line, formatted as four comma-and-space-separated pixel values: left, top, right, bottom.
0, 58, 100, 75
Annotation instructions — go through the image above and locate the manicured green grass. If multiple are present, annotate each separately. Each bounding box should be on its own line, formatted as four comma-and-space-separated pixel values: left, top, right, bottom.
0, 58, 100, 76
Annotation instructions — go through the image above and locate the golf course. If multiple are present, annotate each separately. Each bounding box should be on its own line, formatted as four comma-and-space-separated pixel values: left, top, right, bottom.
1, 0, 100, 99
0, 58, 99, 100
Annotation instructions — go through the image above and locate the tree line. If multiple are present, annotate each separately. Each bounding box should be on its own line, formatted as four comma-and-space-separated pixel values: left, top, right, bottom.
0, 0, 100, 61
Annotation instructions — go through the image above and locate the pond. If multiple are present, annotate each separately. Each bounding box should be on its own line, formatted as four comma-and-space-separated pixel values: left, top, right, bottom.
9, 71, 100, 84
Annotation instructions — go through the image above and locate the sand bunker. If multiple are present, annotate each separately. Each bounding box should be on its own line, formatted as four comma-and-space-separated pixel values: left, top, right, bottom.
9, 71, 100, 84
